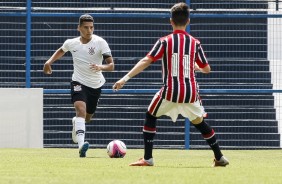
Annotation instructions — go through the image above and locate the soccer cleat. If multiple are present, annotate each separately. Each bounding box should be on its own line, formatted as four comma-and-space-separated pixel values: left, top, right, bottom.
213, 156, 229, 167
129, 158, 154, 166
72, 117, 77, 143
79, 141, 89, 158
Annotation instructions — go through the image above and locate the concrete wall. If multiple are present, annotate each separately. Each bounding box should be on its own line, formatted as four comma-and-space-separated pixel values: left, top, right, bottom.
0, 88, 43, 148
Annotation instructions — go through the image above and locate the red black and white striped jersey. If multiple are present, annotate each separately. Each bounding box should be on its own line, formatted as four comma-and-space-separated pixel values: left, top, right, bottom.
147, 30, 209, 103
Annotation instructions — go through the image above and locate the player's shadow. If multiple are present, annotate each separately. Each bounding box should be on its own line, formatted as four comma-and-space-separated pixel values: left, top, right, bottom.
156, 165, 214, 169
84, 156, 105, 159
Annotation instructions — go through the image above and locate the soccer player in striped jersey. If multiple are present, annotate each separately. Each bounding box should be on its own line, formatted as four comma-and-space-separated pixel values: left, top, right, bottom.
113, 2, 229, 167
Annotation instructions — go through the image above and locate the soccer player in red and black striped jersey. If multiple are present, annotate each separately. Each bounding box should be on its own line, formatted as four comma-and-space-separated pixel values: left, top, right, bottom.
113, 2, 229, 167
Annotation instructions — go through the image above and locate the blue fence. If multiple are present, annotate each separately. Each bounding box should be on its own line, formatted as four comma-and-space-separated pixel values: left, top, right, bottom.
1, 0, 282, 149
2, 0, 282, 89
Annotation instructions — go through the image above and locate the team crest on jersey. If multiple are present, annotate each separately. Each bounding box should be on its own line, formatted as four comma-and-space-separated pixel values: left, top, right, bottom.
74, 85, 82, 92
88, 47, 95, 55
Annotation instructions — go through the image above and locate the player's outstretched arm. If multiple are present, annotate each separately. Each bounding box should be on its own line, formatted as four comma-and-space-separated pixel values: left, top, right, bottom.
113, 56, 153, 91
43, 48, 65, 75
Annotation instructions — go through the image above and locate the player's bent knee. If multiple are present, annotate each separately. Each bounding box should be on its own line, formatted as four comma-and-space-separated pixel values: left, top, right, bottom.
191, 117, 203, 125
145, 112, 157, 128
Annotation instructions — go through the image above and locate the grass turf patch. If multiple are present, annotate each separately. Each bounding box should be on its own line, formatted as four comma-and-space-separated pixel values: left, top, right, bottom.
0, 148, 281, 184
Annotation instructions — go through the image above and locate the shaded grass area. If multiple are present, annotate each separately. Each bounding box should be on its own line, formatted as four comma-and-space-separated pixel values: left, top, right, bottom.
0, 149, 281, 184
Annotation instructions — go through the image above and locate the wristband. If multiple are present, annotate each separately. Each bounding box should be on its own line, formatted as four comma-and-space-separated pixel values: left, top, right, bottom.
123, 75, 131, 82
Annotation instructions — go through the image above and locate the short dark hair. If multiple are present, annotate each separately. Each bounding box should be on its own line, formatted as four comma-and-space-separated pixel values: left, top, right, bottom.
170, 3, 190, 26
79, 14, 94, 26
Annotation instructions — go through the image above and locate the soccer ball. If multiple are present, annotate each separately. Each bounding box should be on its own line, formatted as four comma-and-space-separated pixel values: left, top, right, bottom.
107, 140, 127, 158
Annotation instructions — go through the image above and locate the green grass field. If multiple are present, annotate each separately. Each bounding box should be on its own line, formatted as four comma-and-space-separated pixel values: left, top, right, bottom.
0, 148, 281, 184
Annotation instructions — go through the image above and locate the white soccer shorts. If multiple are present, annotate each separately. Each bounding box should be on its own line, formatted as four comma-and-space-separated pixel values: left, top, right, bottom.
148, 92, 207, 122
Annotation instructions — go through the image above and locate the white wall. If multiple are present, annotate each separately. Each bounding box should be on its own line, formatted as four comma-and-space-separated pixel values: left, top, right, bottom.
268, 16, 282, 147
0, 88, 43, 148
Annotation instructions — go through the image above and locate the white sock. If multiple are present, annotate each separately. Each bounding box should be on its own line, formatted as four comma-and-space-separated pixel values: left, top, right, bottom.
75, 117, 85, 149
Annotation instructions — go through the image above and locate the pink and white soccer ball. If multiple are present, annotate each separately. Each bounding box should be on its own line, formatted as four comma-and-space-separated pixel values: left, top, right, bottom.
107, 140, 127, 158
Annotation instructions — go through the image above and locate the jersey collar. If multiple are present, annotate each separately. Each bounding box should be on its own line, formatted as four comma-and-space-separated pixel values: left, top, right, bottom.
173, 30, 189, 36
